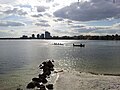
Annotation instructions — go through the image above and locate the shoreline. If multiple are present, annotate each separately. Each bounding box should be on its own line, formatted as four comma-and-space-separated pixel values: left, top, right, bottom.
54, 70, 120, 90
88, 72, 120, 76
1, 68, 120, 90
0, 38, 120, 41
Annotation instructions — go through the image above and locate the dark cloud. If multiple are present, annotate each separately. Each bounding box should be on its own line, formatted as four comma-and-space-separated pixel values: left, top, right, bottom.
44, 13, 52, 17
38, 20, 48, 23
72, 25, 85, 28
36, 6, 49, 12
31, 14, 43, 17
57, 18, 64, 21
94, 26, 110, 30
66, 20, 73, 25
3, 8, 27, 15
53, 18, 64, 22
0, 21, 25, 26
54, 1, 120, 21
35, 23, 50, 27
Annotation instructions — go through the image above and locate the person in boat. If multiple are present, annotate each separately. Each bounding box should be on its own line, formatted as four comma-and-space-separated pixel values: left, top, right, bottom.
73, 43, 85, 47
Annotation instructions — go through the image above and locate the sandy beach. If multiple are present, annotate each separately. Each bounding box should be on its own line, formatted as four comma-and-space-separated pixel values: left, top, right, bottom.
53, 70, 120, 90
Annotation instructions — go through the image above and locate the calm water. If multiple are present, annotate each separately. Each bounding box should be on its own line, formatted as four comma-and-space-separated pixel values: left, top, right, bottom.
0, 40, 120, 89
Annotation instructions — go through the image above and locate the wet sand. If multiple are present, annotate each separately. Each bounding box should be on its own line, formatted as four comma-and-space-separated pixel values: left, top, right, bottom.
1, 69, 120, 90
54, 70, 120, 90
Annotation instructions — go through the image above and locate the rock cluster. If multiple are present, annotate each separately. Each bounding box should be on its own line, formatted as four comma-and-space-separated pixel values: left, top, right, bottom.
26, 60, 54, 90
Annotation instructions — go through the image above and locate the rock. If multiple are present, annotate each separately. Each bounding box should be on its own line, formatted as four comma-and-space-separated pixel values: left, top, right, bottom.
26, 82, 35, 89
38, 74, 48, 84
26, 60, 55, 89
46, 84, 53, 89
43, 70, 51, 76
50, 68, 54, 71
16, 88, 23, 90
39, 84, 46, 90
32, 78, 42, 83
41, 78, 48, 84
47, 60, 54, 68
39, 74, 47, 79
35, 82, 41, 88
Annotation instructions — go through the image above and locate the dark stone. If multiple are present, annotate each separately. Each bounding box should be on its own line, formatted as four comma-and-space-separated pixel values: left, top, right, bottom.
40, 60, 54, 77
42, 61, 46, 64
27, 60, 55, 89
41, 78, 48, 84
39, 64, 42, 68
39, 74, 47, 79
52, 60, 54, 62
16, 88, 23, 90
26, 82, 35, 89
39, 84, 46, 90
46, 84, 53, 89
50, 68, 54, 71
35, 82, 41, 88
41, 60, 54, 70
47, 60, 54, 68
38, 74, 48, 84
32, 78, 42, 83
43, 70, 51, 76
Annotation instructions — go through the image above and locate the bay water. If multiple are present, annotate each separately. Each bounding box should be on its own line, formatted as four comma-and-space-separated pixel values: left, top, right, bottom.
0, 40, 120, 89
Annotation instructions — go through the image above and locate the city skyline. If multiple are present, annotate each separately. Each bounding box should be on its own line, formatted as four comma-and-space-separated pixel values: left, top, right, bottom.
0, 0, 120, 38
19, 31, 120, 40
21, 31, 52, 39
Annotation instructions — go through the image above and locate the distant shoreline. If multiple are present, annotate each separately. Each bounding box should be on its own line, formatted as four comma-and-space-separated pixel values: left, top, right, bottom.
88, 72, 120, 76
0, 38, 120, 40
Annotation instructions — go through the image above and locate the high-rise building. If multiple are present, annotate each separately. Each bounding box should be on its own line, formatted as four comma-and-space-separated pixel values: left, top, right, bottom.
37, 34, 40, 39
40, 34, 44, 39
32, 34, 35, 39
45, 31, 51, 39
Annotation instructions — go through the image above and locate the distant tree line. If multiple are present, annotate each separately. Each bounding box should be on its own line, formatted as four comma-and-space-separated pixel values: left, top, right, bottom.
20, 34, 120, 40
0, 33, 119, 40
52, 34, 120, 40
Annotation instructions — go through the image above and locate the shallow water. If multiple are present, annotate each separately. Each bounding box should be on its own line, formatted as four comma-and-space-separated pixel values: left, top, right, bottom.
0, 40, 120, 89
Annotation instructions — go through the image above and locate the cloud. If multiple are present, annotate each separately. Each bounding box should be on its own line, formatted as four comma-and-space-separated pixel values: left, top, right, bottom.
3, 8, 27, 15
72, 25, 86, 28
54, 0, 120, 21
113, 23, 120, 28
89, 29, 120, 35
38, 19, 48, 23
0, 0, 17, 4
57, 18, 64, 21
35, 22, 50, 27
31, 14, 43, 17
71, 22, 120, 35
16, 4, 32, 8
53, 18, 64, 22
0, 21, 25, 26
36, 6, 49, 12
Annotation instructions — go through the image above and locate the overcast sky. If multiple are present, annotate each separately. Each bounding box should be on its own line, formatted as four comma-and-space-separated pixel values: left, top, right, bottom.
0, 0, 120, 37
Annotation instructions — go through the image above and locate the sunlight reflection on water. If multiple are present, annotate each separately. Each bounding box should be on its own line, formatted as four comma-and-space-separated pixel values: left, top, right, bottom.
0, 40, 120, 89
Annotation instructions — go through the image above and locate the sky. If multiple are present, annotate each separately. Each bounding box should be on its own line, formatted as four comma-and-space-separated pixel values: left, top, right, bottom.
0, 0, 120, 37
